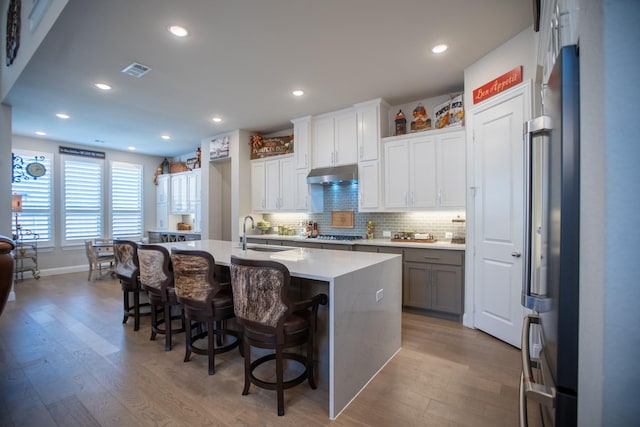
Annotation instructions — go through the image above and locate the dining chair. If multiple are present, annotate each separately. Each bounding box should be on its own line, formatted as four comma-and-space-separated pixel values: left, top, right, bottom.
229, 256, 327, 416
84, 240, 114, 281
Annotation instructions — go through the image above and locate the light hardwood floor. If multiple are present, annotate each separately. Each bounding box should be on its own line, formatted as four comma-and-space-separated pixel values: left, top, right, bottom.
0, 272, 523, 426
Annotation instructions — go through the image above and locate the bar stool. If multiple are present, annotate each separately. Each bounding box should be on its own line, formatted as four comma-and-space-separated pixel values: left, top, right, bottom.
171, 249, 241, 375
113, 239, 149, 331
137, 244, 185, 351
229, 256, 327, 416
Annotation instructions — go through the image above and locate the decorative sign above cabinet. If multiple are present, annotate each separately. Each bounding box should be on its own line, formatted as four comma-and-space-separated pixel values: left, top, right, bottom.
250, 134, 293, 160
209, 136, 230, 161
472, 66, 523, 104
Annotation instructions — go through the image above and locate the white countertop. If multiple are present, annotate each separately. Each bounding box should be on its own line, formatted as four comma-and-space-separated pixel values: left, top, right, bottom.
157, 239, 401, 282
247, 234, 466, 251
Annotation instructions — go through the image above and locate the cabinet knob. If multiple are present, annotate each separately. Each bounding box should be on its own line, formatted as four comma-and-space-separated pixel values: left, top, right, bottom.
511, 251, 522, 258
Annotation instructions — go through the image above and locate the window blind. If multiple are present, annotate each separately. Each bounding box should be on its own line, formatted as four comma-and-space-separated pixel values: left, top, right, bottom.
111, 162, 143, 239
63, 157, 103, 243
11, 150, 53, 244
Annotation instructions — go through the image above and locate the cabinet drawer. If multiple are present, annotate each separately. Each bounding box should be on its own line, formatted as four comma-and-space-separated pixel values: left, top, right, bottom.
403, 248, 462, 265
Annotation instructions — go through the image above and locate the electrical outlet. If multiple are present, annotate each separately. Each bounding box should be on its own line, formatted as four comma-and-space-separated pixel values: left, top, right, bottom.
376, 289, 383, 302
382, 231, 391, 238
445, 232, 453, 239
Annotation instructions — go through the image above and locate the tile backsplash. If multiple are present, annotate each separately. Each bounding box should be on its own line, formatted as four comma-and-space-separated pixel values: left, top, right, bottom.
262, 183, 465, 240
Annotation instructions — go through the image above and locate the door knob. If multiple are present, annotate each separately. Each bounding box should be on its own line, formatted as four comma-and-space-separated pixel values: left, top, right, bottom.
511, 251, 522, 257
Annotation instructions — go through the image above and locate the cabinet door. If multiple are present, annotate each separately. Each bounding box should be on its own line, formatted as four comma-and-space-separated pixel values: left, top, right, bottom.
403, 261, 431, 309
312, 116, 335, 168
156, 203, 168, 229
264, 159, 281, 211
292, 116, 311, 170
357, 102, 380, 161
333, 110, 357, 165
410, 136, 437, 209
295, 169, 309, 210
156, 175, 170, 204
251, 161, 266, 211
430, 264, 463, 314
186, 171, 199, 211
384, 140, 410, 209
279, 157, 296, 210
358, 160, 380, 211
437, 131, 466, 208
171, 174, 189, 213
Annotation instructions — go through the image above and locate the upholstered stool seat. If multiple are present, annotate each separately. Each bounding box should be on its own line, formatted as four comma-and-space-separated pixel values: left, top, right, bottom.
137, 244, 185, 351
230, 256, 327, 416
171, 249, 242, 375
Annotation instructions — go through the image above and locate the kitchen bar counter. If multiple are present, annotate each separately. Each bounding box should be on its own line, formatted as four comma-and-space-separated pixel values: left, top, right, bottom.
247, 234, 466, 251
156, 239, 402, 419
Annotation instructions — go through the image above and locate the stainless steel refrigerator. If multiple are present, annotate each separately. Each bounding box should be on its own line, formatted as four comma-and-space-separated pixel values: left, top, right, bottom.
520, 45, 580, 426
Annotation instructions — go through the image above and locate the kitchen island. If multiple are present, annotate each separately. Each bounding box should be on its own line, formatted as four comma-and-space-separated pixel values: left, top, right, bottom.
157, 239, 402, 419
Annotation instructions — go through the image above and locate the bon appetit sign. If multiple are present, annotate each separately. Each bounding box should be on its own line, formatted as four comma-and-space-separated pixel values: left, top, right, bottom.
472, 66, 523, 104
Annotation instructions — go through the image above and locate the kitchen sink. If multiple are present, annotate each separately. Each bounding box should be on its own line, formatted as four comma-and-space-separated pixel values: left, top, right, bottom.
246, 246, 290, 253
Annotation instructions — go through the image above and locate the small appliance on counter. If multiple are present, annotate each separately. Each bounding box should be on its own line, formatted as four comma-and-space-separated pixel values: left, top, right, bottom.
451, 217, 466, 244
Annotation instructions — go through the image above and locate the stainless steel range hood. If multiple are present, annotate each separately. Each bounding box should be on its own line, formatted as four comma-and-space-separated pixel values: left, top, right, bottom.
306, 164, 358, 185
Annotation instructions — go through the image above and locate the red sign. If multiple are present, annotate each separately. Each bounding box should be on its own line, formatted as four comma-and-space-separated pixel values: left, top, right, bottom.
472, 66, 523, 104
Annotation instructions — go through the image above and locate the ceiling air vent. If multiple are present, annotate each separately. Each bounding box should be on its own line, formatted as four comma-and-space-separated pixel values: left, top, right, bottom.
121, 62, 151, 78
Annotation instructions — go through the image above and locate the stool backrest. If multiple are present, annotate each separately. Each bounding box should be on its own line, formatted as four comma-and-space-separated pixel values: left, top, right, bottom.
171, 250, 220, 308
229, 256, 290, 329
113, 240, 139, 282
138, 244, 173, 295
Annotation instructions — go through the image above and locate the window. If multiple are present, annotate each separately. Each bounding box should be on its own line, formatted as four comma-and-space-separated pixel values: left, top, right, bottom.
111, 161, 143, 239
11, 150, 53, 245
62, 155, 104, 244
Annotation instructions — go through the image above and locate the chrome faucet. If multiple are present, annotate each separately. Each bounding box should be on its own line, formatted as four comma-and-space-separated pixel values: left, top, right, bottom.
242, 215, 255, 251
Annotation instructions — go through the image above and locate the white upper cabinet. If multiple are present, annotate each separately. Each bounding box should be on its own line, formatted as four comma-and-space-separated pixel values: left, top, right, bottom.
291, 116, 311, 170
358, 160, 381, 211
312, 108, 357, 168
383, 128, 465, 211
170, 170, 201, 214
156, 174, 170, 205
251, 160, 266, 211
355, 99, 389, 162
252, 155, 297, 212
436, 131, 466, 207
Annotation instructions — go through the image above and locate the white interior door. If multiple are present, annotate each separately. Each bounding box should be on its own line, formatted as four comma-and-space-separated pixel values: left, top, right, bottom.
471, 83, 530, 348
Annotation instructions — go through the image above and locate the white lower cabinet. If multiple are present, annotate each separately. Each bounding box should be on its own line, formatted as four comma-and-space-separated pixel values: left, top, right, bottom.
383, 128, 465, 210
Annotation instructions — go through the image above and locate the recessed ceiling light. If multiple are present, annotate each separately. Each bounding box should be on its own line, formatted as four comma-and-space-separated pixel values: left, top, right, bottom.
292, 90, 304, 97
212, 116, 222, 123
432, 44, 448, 54
128, 146, 136, 151
161, 134, 171, 140
56, 113, 70, 119
95, 83, 112, 91
169, 25, 188, 37
35, 131, 46, 136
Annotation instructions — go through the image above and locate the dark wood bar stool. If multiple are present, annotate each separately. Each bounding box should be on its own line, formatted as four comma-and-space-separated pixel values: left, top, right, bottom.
137, 244, 185, 350
171, 249, 241, 375
113, 240, 149, 331
229, 256, 327, 416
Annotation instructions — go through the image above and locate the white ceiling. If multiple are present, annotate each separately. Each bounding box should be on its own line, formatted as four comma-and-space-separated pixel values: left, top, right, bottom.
6, 0, 533, 158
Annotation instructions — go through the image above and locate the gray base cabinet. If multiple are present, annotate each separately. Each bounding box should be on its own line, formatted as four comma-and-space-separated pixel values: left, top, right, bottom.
402, 248, 464, 317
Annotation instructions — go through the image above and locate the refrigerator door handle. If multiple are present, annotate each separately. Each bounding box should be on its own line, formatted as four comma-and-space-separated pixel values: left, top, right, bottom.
520, 314, 556, 427
522, 116, 553, 312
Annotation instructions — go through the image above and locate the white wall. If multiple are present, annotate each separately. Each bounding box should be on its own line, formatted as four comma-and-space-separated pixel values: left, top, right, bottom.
0, 0, 68, 101
461, 26, 536, 328
12, 135, 164, 275
0, 105, 11, 237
